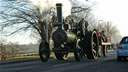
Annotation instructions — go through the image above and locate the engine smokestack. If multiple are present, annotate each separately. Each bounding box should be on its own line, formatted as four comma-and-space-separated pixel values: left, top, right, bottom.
56, 3, 63, 29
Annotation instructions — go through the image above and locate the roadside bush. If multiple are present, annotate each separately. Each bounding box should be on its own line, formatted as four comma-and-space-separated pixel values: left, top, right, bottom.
0, 40, 20, 60
0, 40, 7, 60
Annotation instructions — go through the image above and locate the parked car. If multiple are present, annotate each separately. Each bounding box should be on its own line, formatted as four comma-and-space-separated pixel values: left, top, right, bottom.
117, 36, 128, 61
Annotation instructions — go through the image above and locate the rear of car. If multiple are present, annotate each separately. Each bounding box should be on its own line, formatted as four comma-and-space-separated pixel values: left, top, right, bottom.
117, 36, 128, 61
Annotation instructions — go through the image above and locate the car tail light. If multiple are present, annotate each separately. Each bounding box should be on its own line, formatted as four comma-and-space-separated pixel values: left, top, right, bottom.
118, 44, 123, 49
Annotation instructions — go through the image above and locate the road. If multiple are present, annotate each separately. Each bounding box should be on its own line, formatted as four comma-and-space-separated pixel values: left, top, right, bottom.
0, 50, 128, 72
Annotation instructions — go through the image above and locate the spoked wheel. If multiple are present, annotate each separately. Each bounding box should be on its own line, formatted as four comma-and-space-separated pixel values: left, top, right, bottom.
39, 40, 50, 62
84, 31, 99, 59
98, 46, 102, 57
74, 39, 83, 61
81, 21, 86, 36
54, 44, 68, 60
102, 45, 107, 57
54, 51, 68, 60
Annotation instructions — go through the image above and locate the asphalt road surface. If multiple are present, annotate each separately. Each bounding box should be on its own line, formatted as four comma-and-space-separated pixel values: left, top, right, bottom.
0, 50, 128, 72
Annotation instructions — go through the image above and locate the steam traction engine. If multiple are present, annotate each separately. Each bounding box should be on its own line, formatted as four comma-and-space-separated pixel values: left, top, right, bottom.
39, 3, 99, 62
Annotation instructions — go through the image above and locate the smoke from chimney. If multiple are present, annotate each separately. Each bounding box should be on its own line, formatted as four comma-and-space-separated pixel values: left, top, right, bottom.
28, 0, 72, 18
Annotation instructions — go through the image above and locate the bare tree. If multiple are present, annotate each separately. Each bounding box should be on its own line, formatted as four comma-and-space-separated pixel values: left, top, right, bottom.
71, 0, 121, 41
93, 21, 121, 43
0, 0, 104, 44
96, 21, 119, 37
71, 0, 95, 19
0, 1, 55, 42
0, 0, 94, 44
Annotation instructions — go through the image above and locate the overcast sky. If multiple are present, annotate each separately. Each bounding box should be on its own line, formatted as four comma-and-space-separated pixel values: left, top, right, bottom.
1, 0, 127, 44
93, 0, 128, 36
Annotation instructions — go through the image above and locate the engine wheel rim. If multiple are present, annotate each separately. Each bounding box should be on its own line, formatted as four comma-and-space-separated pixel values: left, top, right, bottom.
40, 47, 49, 59
82, 23, 85, 36
92, 33, 98, 58
39, 41, 50, 62
98, 46, 102, 57
74, 39, 83, 61
54, 51, 68, 60
54, 44, 69, 60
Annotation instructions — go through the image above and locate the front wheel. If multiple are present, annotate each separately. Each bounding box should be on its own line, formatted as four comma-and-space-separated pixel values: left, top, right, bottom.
74, 39, 83, 61
54, 51, 68, 60
54, 44, 68, 60
39, 41, 50, 62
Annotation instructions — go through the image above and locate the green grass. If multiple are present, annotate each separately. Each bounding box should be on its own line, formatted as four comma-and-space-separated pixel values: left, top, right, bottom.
4, 52, 73, 60
7, 56, 40, 60
6, 52, 55, 60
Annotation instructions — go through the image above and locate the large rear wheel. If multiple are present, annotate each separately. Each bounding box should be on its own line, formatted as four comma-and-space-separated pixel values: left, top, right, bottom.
39, 41, 50, 62
84, 31, 99, 59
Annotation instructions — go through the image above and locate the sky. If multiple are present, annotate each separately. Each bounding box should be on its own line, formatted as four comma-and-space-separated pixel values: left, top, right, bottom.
1, 0, 128, 44
28, 0, 72, 17
93, 0, 128, 37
